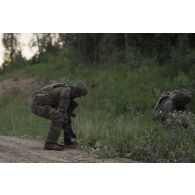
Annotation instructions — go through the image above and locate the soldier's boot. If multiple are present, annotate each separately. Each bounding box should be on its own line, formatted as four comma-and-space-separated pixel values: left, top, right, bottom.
44, 143, 64, 151
44, 122, 64, 151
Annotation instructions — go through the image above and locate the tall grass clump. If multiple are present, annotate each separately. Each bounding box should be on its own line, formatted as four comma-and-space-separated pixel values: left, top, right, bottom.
0, 88, 48, 139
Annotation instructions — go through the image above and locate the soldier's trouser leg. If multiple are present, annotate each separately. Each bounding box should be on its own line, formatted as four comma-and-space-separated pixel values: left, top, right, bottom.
62, 120, 77, 145
31, 103, 64, 148
46, 114, 63, 144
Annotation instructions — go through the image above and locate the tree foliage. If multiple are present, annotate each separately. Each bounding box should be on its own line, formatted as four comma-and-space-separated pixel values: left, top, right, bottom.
28, 33, 60, 63
2, 33, 20, 63
57, 33, 195, 67
1, 33, 195, 71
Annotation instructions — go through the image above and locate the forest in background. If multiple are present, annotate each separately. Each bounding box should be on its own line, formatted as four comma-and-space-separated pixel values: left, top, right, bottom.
1, 33, 195, 70
0, 33, 194, 162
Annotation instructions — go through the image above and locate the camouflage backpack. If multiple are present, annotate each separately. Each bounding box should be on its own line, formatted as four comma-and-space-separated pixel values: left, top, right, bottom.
40, 82, 67, 91
153, 91, 172, 113
32, 82, 72, 104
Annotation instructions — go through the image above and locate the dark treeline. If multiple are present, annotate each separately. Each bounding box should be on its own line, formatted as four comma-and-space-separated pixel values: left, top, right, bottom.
57, 33, 195, 68
1, 33, 195, 73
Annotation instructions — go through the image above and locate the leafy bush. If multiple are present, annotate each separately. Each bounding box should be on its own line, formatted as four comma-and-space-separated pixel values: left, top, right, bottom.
130, 113, 195, 162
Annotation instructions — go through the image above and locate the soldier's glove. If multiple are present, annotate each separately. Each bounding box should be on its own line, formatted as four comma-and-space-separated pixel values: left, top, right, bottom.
64, 137, 77, 145
64, 129, 77, 145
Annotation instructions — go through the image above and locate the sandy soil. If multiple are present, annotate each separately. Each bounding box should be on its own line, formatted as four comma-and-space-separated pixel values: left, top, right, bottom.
0, 77, 39, 96
0, 135, 136, 163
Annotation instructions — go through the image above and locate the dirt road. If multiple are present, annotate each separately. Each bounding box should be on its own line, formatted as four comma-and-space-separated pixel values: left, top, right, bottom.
0, 136, 136, 163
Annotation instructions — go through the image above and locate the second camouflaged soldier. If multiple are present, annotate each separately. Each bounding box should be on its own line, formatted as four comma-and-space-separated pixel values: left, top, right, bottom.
153, 89, 192, 121
31, 81, 88, 151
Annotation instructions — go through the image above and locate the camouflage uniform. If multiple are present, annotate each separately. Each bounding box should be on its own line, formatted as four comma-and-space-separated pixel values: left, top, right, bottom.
31, 81, 87, 150
153, 89, 192, 121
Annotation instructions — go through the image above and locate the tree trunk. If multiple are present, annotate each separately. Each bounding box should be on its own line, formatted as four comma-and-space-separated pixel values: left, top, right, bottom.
10, 34, 14, 62
35, 33, 41, 55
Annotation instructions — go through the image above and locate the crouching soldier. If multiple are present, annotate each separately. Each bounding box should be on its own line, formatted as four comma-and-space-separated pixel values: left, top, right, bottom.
153, 89, 192, 121
31, 81, 88, 151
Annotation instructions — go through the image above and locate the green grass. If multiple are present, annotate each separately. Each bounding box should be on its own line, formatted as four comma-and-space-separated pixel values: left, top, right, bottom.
0, 55, 194, 162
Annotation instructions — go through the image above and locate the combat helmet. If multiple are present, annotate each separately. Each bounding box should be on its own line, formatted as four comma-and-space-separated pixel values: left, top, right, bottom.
72, 81, 88, 97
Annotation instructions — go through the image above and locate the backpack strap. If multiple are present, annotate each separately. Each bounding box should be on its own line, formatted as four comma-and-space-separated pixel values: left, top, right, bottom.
40, 82, 66, 91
